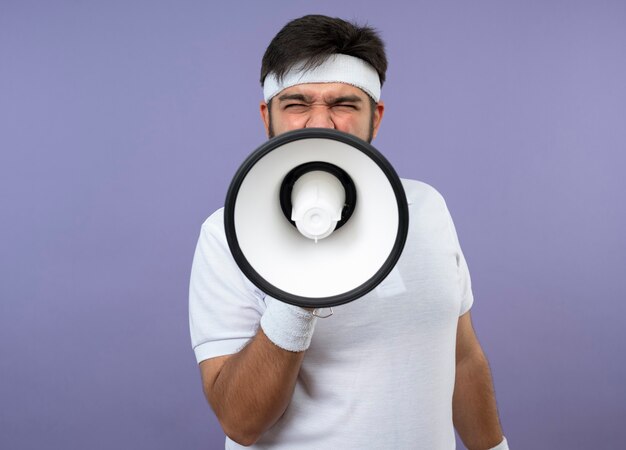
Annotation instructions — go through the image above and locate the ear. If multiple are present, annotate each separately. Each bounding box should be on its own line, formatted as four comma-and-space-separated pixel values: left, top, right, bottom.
260, 101, 271, 137
371, 100, 385, 140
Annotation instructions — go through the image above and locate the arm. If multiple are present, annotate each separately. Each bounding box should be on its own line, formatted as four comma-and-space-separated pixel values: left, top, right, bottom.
190, 219, 318, 446
199, 300, 317, 446
453, 311, 505, 450
200, 328, 305, 446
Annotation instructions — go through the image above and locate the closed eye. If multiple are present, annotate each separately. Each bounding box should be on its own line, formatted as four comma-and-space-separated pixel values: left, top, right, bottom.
332, 104, 359, 110
284, 103, 308, 109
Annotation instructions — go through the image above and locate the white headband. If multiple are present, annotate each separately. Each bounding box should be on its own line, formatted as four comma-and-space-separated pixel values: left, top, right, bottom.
263, 54, 382, 102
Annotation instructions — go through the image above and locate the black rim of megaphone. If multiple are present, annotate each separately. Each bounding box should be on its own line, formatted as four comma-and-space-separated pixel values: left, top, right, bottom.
224, 128, 409, 309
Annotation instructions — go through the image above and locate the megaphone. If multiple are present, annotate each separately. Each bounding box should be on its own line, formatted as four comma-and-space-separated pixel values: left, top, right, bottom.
224, 128, 409, 308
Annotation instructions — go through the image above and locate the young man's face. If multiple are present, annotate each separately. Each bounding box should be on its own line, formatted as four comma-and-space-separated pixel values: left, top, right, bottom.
260, 82, 384, 143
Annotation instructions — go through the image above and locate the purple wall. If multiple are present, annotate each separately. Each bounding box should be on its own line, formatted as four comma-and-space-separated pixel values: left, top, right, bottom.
1, 1, 625, 448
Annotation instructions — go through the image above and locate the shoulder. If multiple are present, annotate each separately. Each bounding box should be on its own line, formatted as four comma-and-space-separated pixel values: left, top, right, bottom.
400, 178, 447, 209
200, 207, 226, 238
192, 208, 231, 257
203, 207, 225, 227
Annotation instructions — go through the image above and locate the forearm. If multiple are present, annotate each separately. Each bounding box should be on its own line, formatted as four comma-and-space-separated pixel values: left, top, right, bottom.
453, 351, 504, 450
208, 328, 305, 445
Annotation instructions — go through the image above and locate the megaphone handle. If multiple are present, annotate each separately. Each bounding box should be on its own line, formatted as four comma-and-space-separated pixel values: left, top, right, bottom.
313, 307, 334, 318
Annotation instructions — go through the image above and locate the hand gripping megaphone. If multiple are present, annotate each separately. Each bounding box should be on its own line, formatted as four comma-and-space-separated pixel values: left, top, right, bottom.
224, 128, 409, 308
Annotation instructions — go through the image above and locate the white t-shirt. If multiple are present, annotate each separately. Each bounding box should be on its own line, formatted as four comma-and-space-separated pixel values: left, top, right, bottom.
189, 179, 474, 449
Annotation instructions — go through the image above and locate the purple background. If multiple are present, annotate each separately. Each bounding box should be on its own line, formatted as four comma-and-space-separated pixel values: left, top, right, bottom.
1, 1, 625, 449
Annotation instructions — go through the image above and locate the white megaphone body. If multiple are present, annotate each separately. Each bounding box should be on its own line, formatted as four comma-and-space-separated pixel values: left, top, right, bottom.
224, 128, 409, 308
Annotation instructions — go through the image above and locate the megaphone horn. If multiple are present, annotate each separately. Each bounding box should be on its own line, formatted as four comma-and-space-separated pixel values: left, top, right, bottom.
224, 128, 409, 308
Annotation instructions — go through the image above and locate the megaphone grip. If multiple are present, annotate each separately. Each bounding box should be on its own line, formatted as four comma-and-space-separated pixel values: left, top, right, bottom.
260, 300, 318, 352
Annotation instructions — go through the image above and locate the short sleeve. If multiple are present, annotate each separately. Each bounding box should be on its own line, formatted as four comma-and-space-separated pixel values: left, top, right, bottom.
189, 209, 266, 363
444, 205, 474, 316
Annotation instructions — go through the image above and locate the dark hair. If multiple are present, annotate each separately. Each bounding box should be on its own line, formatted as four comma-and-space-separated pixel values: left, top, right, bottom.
260, 15, 387, 87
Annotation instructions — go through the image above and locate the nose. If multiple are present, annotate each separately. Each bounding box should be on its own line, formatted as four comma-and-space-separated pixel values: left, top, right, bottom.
305, 108, 335, 129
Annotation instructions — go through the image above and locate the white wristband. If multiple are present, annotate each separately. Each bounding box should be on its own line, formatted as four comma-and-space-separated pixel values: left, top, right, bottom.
260, 299, 317, 352
488, 436, 509, 450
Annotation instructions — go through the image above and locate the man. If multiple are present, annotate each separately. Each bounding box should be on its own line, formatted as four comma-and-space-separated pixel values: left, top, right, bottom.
190, 15, 508, 449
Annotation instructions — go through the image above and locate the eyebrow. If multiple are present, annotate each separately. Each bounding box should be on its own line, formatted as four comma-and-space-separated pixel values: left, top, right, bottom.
328, 95, 363, 105
278, 93, 311, 102
277, 93, 364, 104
